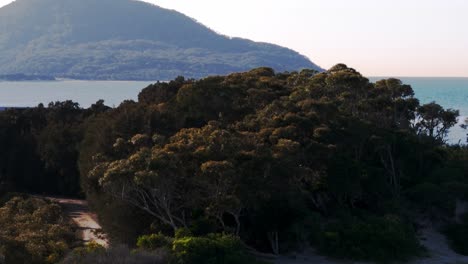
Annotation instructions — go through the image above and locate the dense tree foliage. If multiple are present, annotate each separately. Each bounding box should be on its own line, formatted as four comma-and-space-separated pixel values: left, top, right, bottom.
0, 65, 467, 262
0, 196, 75, 264
77, 65, 467, 260
0, 100, 108, 196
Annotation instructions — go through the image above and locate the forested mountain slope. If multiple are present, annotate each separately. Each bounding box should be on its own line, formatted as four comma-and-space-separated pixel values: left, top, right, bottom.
0, 0, 321, 80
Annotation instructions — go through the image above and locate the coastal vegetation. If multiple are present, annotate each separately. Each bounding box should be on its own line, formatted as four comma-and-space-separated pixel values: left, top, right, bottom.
0, 195, 75, 263
0, 65, 467, 263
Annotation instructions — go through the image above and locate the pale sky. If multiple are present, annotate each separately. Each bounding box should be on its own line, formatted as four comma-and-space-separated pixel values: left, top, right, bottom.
1, 0, 468, 77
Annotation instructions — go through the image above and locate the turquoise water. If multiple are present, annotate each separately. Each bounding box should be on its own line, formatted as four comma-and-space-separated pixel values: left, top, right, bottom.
371, 77, 468, 144
0, 78, 467, 143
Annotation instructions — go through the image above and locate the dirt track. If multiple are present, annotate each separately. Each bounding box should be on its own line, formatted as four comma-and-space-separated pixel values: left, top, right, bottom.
45, 197, 109, 247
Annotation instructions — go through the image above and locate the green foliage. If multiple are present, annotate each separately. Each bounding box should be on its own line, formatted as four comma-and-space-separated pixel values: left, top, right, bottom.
65, 234, 259, 264
76, 66, 465, 258
171, 234, 257, 264
0, 196, 75, 264
175, 228, 193, 239
137, 233, 172, 250
316, 215, 422, 261
70, 241, 107, 259
415, 102, 459, 143
62, 245, 168, 264
1, 65, 467, 262
0, 101, 87, 196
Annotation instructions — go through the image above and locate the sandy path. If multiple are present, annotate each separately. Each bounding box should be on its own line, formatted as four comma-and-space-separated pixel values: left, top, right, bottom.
44, 197, 109, 247
411, 226, 468, 264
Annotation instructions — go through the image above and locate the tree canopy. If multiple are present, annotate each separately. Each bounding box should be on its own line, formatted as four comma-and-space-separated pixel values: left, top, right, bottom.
1, 65, 467, 262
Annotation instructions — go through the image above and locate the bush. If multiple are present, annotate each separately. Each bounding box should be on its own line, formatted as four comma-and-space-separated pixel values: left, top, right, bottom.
171, 234, 258, 264
0, 196, 75, 264
316, 215, 422, 262
61, 245, 168, 264
174, 228, 193, 239
66, 241, 104, 260
137, 233, 172, 250
444, 213, 468, 255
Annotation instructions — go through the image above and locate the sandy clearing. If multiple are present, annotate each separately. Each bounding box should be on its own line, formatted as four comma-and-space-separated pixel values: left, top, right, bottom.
44, 197, 109, 247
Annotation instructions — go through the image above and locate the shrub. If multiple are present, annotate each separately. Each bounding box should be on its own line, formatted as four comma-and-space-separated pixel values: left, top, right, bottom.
174, 227, 193, 239
444, 213, 468, 255
85, 241, 106, 253
172, 236, 217, 264
61, 245, 168, 264
171, 234, 258, 264
137, 233, 172, 250
0, 196, 75, 264
316, 215, 421, 262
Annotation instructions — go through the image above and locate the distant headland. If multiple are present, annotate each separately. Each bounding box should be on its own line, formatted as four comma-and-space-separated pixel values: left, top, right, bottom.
0, 74, 56, 81
0, 0, 322, 80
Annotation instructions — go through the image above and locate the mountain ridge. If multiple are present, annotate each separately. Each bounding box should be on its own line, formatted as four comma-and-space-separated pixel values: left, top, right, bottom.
0, 0, 322, 80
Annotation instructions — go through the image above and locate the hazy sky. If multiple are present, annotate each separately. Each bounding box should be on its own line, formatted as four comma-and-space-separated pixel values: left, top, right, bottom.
1, 0, 467, 77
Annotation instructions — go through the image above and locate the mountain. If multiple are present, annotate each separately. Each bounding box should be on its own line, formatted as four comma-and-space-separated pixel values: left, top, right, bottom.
0, 0, 322, 80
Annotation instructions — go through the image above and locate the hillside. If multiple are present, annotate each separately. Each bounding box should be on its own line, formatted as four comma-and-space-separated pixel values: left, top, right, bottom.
0, 0, 322, 80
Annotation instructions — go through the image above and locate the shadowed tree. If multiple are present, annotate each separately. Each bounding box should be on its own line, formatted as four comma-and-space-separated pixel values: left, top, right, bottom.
415, 102, 459, 143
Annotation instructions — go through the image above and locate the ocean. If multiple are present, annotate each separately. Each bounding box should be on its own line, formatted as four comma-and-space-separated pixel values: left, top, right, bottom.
0, 80, 151, 108
0, 77, 466, 143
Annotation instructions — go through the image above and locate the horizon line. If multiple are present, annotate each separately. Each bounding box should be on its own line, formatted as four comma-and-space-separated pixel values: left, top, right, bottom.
368, 76, 468, 78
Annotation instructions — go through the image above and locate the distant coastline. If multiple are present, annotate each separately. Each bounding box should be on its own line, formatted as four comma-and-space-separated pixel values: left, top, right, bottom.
0, 74, 56, 81
370, 76, 468, 80
0, 106, 28, 111
1, 76, 164, 82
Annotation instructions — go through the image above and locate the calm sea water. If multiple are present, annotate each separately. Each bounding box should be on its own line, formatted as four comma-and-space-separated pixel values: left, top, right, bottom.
0, 78, 467, 143
0, 80, 152, 108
